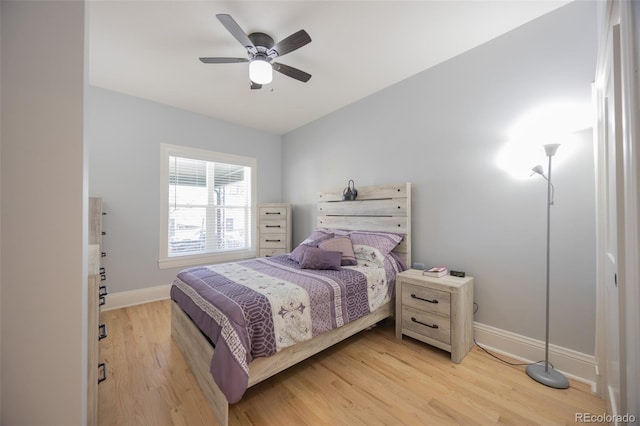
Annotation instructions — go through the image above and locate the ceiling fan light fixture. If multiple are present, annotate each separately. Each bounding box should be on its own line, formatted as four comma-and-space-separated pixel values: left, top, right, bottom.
249, 59, 272, 84
200, 14, 312, 89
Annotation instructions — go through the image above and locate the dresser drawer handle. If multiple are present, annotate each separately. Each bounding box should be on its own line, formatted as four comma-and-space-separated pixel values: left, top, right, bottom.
265, 225, 281, 228
98, 323, 108, 340
411, 317, 439, 329
266, 239, 281, 242
411, 294, 438, 304
98, 362, 107, 384
265, 212, 281, 215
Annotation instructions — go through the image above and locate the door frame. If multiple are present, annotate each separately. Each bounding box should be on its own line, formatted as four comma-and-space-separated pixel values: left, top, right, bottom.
594, 0, 639, 420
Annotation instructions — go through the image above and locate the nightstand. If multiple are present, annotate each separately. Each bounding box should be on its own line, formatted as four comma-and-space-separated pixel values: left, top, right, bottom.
395, 269, 474, 363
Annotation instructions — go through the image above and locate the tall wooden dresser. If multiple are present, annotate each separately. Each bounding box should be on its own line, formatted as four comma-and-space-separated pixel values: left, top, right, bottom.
257, 203, 292, 257
88, 197, 108, 425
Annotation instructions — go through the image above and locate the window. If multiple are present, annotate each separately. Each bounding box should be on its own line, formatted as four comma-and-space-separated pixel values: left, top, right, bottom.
159, 144, 256, 269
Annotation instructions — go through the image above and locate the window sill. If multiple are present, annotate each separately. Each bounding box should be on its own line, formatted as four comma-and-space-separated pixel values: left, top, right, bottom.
158, 249, 257, 270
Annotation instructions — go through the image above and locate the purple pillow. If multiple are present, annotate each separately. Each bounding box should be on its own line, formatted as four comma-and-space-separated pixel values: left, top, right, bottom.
305, 229, 335, 241
289, 233, 335, 263
289, 243, 311, 263
310, 232, 335, 245
299, 247, 342, 270
388, 251, 408, 271
306, 228, 349, 241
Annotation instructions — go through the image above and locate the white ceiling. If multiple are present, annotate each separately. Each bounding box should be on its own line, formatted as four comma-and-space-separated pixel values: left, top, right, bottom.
89, 0, 572, 135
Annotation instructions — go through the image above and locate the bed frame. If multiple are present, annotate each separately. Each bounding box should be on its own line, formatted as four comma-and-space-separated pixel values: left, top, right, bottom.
171, 182, 411, 425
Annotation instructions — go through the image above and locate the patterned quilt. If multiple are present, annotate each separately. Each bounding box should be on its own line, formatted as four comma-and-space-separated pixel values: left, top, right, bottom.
170, 254, 397, 403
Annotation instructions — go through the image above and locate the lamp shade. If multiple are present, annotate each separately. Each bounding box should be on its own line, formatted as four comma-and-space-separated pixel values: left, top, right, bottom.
531, 165, 545, 176
249, 59, 272, 84
544, 143, 560, 157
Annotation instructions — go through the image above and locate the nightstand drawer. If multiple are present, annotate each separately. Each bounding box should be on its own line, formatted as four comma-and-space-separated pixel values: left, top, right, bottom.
259, 220, 287, 234
402, 306, 451, 344
402, 283, 450, 317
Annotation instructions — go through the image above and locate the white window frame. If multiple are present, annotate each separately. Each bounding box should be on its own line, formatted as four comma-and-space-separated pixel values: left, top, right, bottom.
158, 143, 257, 269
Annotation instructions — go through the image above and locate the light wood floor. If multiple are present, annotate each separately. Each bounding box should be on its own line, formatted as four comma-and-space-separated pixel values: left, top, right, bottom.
98, 300, 606, 425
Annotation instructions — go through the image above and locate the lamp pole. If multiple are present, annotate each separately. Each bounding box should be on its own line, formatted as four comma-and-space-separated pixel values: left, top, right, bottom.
526, 143, 569, 389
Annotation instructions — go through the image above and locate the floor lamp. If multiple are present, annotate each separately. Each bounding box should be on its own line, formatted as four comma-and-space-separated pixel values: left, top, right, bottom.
527, 143, 570, 389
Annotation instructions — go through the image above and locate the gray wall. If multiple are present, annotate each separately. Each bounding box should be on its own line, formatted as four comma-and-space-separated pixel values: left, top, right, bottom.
87, 1, 598, 355
282, 1, 597, 354
1, 1, 87, 423
87, 87, 282, 293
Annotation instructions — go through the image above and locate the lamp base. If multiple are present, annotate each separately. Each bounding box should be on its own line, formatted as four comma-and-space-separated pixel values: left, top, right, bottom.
526, 363, 570, 389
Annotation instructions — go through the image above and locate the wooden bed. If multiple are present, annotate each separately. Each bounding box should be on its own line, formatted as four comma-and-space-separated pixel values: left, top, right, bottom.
171, 182, 411, 425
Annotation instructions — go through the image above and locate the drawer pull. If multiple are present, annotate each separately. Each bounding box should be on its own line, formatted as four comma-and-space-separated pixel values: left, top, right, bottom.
99, 285, 108, 297
411, 317, 439, 329
98, 362, 107, 383
265, 225, 281, 228
266, 239, 281, 242
99, 296, 106, 307
411, 294, 438, 304
265, 212, 281, 215
98, 323, 108, 340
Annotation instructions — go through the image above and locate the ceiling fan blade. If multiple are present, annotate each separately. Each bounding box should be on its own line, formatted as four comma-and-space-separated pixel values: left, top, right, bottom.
199, 57, 248, 64
268, 30, 311, 57
250, 81, 262, 90
272, 62, 312, 83
216, 14, 255, 49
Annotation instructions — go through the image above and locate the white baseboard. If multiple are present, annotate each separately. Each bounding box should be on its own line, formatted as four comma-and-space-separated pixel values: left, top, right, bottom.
102, 284, 171, 311
474, 322, 598, 391
101, 286, 598, 390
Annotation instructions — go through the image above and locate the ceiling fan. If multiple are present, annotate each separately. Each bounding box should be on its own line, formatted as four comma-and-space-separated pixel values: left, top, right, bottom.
200, 14, 312, 90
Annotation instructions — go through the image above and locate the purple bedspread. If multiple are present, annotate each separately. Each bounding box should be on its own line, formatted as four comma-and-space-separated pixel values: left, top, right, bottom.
170, 255, 390, 403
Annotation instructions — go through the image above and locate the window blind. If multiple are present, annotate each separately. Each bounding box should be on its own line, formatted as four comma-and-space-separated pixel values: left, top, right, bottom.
167, 154, 253, 258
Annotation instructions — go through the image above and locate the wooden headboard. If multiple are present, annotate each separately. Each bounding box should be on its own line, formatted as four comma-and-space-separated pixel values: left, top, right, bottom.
316, 182, 412, 267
